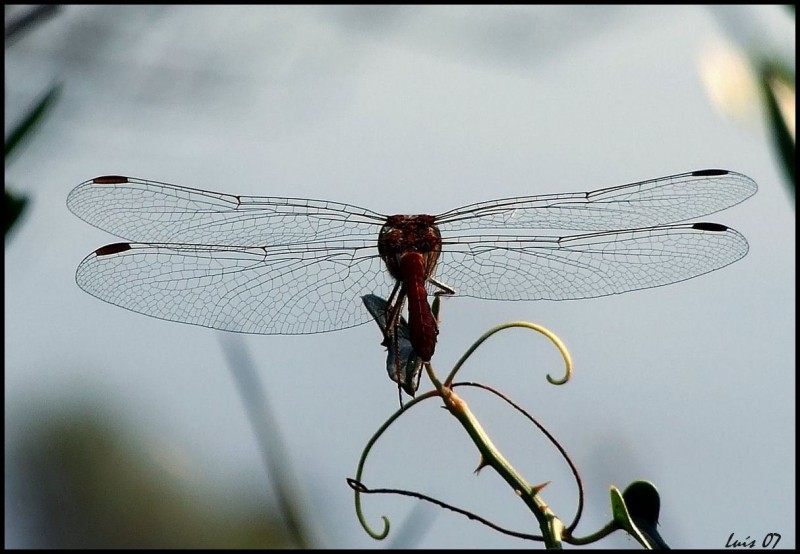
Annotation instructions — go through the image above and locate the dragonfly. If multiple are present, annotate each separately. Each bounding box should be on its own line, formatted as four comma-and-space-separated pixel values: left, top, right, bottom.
67, 169, 756, 362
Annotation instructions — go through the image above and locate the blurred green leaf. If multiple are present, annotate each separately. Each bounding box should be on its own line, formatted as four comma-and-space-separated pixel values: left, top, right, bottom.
5, 188, 29, 239
11, 405, 296, 548
4, 5, 61, 44
759, 63, 796, 200
5, 82, 62, 239
4, 82, 62, 162
4, 189, 28, 237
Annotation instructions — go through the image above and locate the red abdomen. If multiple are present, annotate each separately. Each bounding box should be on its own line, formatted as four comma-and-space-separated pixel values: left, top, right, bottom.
399, 252, 438, 361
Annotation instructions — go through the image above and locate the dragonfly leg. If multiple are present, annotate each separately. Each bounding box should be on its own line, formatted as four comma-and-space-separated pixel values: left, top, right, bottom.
383, 286, 409, 389
428, 276, 455, 297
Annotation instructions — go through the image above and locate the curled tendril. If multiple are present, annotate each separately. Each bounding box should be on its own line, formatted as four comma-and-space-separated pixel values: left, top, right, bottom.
348, 478, 543, 542
444, 321, 573, 387
351, 389, 439, 539
450, 381, 585, 534
353, 312, 572, 542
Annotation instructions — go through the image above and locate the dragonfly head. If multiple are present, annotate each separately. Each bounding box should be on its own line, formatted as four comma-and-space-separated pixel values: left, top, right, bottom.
378, 214, 442, 280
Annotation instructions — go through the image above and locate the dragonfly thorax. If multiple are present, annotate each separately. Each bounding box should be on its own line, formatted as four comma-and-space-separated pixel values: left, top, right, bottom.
378, 214, 442, 281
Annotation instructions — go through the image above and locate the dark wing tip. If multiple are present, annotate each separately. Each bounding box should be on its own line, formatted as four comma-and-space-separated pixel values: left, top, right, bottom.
92, 175, 129, 184
692, 222, 729, 232
691, 169, 729, 177
94, 242, 132, 256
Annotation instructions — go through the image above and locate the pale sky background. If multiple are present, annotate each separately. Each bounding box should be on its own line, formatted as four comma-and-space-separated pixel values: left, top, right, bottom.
5, 5, 795, 549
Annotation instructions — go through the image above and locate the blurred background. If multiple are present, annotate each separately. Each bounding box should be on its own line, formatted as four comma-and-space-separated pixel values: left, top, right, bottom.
5, 5, 795, 549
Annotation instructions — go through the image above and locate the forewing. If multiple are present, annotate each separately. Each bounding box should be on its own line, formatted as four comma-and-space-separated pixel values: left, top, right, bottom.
436, 170, 757, 232
75, 240, 393, 335
432, 223, 749, 300
67, 176, 386, 245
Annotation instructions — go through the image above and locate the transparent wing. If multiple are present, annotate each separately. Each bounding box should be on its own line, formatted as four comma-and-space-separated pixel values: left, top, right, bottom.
67, 176, 387, 245
432, 223, 749, 300
69, 170, 755, 335
436, 170, 757, 232
75, 240, 394, 334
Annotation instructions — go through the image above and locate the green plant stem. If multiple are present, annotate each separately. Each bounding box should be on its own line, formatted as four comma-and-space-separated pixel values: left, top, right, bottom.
428, 366, 564, 548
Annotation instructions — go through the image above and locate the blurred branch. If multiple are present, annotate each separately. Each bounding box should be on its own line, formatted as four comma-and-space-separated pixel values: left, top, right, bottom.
218, 333, 316, 548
